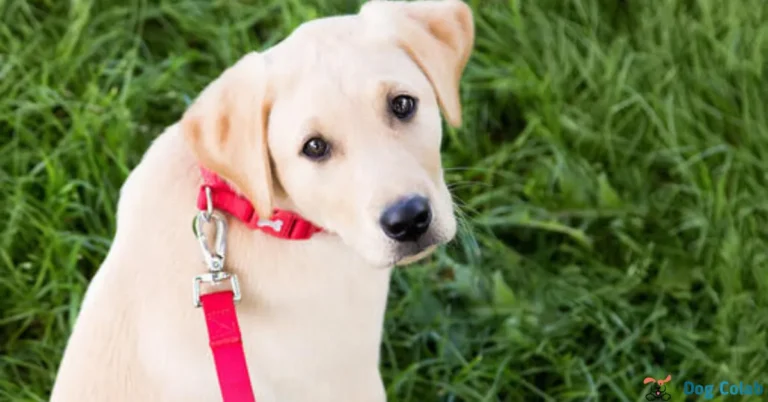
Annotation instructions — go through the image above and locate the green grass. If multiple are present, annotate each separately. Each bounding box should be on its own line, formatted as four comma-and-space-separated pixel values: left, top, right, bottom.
2, 0, 768, 400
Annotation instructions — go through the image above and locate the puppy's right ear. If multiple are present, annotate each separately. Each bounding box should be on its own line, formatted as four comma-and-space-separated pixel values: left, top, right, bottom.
360, 0, 474, 128
181, 52, 274, 218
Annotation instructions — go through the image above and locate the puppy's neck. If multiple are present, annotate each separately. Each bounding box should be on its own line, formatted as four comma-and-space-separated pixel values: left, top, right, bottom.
223, 217, 392, 302
133, 125, 392, 308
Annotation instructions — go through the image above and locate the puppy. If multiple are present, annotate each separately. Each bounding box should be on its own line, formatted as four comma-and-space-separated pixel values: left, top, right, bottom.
50, 1, 474, 401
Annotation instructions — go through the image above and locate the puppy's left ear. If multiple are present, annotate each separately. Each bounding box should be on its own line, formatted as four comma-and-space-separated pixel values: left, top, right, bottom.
360, 0, 475, 128
181, 52, 275, 218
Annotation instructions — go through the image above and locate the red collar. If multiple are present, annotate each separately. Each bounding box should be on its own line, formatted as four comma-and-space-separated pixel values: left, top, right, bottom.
197, 167, 323, 240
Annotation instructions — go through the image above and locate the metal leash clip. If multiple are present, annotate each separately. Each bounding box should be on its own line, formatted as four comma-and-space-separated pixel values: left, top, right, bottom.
192, 186, 242, 308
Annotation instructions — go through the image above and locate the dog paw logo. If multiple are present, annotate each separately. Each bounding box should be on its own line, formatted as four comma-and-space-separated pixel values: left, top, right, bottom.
644, 375, 672, 401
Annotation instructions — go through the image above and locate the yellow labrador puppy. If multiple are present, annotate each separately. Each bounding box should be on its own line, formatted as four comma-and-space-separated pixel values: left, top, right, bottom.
50, 1, 474, 401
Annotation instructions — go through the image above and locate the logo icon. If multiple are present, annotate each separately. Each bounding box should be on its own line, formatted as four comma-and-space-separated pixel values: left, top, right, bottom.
644, 374, 672, 401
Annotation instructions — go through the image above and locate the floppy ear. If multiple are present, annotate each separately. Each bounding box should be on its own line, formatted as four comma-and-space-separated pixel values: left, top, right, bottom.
360, 0, 474, 127
181, 52, 274, 217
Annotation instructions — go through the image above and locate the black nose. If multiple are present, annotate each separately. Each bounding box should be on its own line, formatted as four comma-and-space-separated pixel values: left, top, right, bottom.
379, 195, 432, 242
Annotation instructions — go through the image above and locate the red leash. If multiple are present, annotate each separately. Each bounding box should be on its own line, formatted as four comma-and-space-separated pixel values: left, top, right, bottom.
200, 291, 256, 402
192, 167, 323, 402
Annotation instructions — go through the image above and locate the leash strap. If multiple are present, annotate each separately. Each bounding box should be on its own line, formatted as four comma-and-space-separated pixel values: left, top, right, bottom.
200, 291, 256, 402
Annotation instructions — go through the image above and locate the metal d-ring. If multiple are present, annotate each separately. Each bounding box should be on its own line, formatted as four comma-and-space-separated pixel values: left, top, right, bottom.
193, 271, 241, 308
202, 186, 214, 221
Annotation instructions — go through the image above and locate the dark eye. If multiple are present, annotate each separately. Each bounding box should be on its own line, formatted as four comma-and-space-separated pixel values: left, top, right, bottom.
301, 137, 330, 160
390, 95, 417, 120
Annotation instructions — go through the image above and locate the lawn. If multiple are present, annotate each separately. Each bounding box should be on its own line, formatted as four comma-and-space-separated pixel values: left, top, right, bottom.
2, 0, 768, 401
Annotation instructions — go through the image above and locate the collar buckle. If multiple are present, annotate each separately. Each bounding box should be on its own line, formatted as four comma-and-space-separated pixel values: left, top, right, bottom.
197, 166, 323, 240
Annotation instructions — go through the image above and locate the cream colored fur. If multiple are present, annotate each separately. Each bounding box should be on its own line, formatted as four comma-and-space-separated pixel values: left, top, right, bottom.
49, 1, 474, 401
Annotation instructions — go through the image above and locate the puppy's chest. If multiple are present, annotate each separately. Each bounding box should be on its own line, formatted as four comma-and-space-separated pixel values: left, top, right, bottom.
141, 251, 391, 401
249, 263, 390, 363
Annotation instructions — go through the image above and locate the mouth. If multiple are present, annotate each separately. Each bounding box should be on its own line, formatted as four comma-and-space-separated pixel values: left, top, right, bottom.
394, 244, 438, 266
390, 235, 442, 266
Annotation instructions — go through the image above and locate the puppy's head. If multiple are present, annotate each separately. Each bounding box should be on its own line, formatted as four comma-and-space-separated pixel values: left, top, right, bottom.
182, 0, 474, 268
